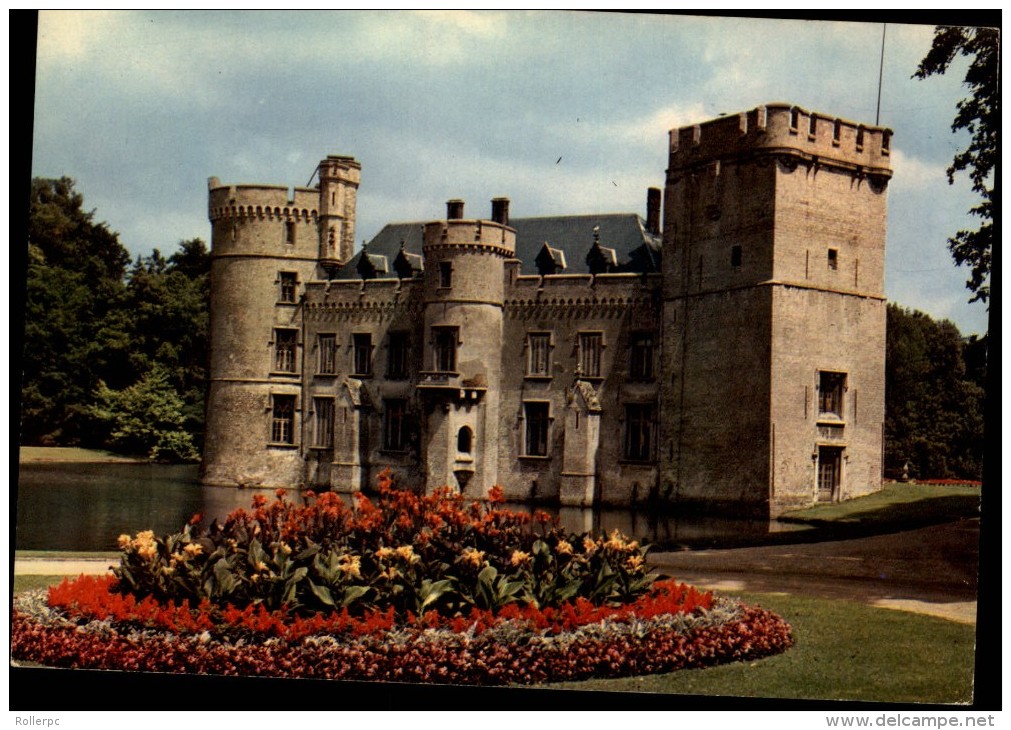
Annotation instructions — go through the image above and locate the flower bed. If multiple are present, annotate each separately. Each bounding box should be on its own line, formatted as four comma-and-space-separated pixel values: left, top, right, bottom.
13, 581, 791, 684
11, 474, 793, 684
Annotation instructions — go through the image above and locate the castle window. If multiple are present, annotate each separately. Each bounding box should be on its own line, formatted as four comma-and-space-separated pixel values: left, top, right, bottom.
317, 334, 337, 375
818, 371, 846, 419
270, 394, 296, 444
285, 221, 297, 246
828, 248, 839, 270
808, 114, 817, 137
273, 329, 298, 373
526, 332, 551, 376
457, 426, 473, 454
731, 245, 743, 268
881, 130, 891, 155
353, 333, 373, 376
789, 107, 800, 131
833, 119, 842, 145
439, 261, 453, 288
856, 126, 865, 151
433, 327, 458, 373
523, 401, 550, 457
624, 403, 655, 462
578, 332, 603, 378
383, 399, 407, 452
313, 397, 334, 448
629, 332, 655, 381
279, 272, 297, 303
386, 332, 410, 379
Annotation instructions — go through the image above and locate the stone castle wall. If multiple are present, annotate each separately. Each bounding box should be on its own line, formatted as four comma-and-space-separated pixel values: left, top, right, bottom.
201, 103, 892, 518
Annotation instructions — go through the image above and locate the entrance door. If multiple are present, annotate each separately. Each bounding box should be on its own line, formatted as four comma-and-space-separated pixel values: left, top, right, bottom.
817, 447, 843, 502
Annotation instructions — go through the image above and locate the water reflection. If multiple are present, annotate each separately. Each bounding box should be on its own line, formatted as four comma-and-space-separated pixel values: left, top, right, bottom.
15, 463, 293, 552
16, 462, 800, 552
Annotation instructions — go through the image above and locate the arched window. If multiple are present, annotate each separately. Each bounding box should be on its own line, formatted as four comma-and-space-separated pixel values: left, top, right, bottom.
457, 426, 473, 454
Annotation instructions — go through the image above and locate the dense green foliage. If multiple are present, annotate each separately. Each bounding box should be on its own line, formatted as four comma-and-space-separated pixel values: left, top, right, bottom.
22, 177, 208, 460
914, 25, 998, 305
884, 303, 985, 480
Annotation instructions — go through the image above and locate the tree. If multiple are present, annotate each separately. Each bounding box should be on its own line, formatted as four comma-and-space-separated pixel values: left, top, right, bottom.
23, 177, 211, 458
23, 178, 132, 444
88, 365, 200, 462
914, 25, 998, 305
885, 304, 984, 480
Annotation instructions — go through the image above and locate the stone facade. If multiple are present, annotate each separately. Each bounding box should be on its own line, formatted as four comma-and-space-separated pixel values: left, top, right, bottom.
201, 103, 892, 518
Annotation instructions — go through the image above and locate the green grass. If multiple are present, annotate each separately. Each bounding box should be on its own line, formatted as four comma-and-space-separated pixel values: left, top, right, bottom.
16, 550, 120, 560
13, 575, 70, 593
547, 592, 976, 704
781, 482, 981, 524
19, 446, 147, 463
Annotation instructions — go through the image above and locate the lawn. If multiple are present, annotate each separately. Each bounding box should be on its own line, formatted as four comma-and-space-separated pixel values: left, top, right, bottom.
13, 572, 975, 705
547, 591, 976, 704
19, 446, 147, 463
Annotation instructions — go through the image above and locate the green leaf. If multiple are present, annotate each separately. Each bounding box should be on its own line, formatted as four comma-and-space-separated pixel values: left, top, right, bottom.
340, 585, 371, 608
309, 580, 336, 607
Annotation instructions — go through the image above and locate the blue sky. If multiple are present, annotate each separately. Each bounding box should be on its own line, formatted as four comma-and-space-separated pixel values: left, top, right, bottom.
32, 11, 990, 336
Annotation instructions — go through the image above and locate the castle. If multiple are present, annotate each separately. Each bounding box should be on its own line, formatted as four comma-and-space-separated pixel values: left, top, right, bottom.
201, 103, 892, 518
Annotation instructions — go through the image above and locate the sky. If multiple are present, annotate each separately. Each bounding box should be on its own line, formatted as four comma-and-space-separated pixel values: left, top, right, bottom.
30, 10, 992, 337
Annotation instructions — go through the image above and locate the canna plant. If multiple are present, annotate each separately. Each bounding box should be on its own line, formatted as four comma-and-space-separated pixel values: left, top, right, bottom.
110, 471, 662, 621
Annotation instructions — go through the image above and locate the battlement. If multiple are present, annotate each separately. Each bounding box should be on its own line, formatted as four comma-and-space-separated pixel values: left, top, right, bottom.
208, 180, 320, 223
668, 103, 892, 176
422, 219, 516, 256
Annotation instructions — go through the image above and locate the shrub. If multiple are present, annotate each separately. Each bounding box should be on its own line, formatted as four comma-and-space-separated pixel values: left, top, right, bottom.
112, 473, 658, 619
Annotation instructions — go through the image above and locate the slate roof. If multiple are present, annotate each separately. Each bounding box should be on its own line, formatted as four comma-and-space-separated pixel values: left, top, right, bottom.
329, 213, 660, 279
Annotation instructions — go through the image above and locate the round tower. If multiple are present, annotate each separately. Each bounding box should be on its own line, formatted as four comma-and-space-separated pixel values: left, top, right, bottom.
417, 198, 516, 496
317, 155, 361, 273
202, 161, 356, 488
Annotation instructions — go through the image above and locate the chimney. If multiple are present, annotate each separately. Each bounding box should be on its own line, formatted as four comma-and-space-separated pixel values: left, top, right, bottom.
646, 187, 661, 235
447, 199, 465, 220
491, 197, 510, 226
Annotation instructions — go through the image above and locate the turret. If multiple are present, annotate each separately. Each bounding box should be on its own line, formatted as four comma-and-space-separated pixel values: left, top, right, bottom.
317, 155, 361, 272
416, 199, 516, 496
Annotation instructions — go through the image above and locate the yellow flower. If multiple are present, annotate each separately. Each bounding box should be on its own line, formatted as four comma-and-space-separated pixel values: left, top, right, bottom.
184, 543, 203, 557
604, 529, 626, 552
279, 543, 292, 556
338, 554, 362, 579
117, 534, 132, 551
459, 547, 486, 568
625, 554, 645, 571
510, 550, 531, 567
170, 552, 185, 566
380, 567, 400, 581
556, 540, 573, 556
255, 561, 269, 573
375, 546, 395, 560
582, 537, 598, 555
395, 545, 419, 564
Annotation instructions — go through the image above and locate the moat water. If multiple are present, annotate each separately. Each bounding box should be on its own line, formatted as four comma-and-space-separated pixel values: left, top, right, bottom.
15, 462, 797, 552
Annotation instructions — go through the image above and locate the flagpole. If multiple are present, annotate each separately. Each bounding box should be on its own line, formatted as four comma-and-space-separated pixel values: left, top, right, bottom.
876, 24, 886, 125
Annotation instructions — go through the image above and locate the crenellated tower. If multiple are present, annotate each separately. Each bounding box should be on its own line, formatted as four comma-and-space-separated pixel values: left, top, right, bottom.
416, 198, 516, 496
202, 156, 359, 488
659, 103, 891, 516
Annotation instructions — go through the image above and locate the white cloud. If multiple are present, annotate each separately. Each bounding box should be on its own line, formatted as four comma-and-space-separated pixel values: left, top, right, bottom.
888, 147, 949, 191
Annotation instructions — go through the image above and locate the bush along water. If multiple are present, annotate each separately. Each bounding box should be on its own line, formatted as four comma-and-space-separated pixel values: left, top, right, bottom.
12, 471, 794, 684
